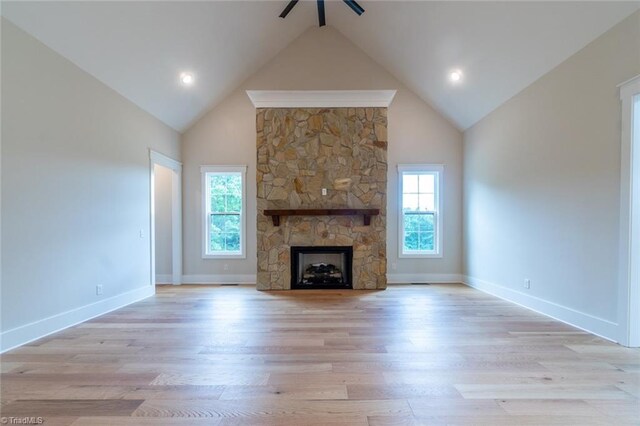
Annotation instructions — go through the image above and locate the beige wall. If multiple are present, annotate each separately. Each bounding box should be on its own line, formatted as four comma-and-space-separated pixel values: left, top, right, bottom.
1, 19, 181, 350
154, 164, 173, 279
181, 26, 463, 283
463, 12, 640, 341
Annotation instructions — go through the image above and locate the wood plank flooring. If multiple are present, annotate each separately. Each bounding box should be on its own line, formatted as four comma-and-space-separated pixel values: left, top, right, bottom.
1, 284, 638, 425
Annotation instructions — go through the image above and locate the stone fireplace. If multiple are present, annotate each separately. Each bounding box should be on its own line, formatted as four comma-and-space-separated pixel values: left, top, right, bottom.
253, 93, 391, 290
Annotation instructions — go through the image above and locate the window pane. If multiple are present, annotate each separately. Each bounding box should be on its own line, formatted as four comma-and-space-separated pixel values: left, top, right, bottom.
211, 214, 225, 232
209, 232, 224, 251
403, 174, 418, 193
211, 195, 225, 213
404, 212, 434, 232
403, 194, 419, 211
224, 214, 240, 233
419, 213, 434, 232
210, 175, 227, 194
210, 174, 242, 214
418, 232, 435, 251
226, 194, 242, 213
418, 174, 435, 193
403, 232, 419, 250
225, 233, 240, 251
419, 194, 435, 211
403, 213, 420, 233
211, 214, 240, 233
227, 175, 242, 196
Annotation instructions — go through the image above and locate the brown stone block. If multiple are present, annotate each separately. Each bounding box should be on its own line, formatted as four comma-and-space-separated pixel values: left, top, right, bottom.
292, 177, 304, 193
335, 235, 353, 246
308, 114, 323, 131
256, 272, 270, 287
288, 191, 301, 208
374, 123, 387, 142
360, 191, 374, 204
365, 108, 374, 121
284, 148, 297, 160
294, 110, 310, 121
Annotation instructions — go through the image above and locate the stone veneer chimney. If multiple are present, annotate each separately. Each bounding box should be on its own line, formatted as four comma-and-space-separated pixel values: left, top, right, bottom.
256, 107, 387, 290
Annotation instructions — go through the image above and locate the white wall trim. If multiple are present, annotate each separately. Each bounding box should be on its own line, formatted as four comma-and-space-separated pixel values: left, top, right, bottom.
182, 274, 257, 285
618, 75, 640, 347
387, 273, 463, 284
617, 74, 640, 88
462, 275, 619, 343
171, 164, 183, 285
150, 150, 182, 171
0, 285, 155, 353
246, 90, 397, 108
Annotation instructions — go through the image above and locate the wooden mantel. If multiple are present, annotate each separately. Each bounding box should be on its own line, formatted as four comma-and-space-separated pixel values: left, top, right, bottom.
263, 209, 380, 227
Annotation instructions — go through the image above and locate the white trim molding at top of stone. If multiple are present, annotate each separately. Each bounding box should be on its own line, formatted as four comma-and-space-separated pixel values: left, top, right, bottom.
246, 90, 397, 108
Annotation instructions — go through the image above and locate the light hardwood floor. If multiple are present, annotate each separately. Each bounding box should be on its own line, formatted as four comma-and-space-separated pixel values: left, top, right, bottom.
1, 284, 638, 425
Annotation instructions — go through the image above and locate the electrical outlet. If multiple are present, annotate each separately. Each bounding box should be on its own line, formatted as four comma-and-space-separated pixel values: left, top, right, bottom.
224, 264, 229, 271
392, 262, 397, 271
96, 285, 103, 296
139, 229, 144, 238
322, 188, 327, 196
524, 279, 531, 289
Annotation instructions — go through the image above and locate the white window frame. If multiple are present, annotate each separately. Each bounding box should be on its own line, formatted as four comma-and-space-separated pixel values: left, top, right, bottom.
398, 164, 444, 258
201, 165, 247, 259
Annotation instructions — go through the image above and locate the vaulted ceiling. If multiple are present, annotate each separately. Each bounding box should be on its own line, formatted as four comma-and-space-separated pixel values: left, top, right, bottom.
3, 1, 638, 132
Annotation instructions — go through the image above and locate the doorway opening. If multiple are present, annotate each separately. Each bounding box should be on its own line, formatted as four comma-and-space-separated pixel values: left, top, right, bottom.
149, 150, 182, 286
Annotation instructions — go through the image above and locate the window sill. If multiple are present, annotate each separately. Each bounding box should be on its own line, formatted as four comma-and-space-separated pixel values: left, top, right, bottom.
202, 253, 246, 260
399, 253, 443, 259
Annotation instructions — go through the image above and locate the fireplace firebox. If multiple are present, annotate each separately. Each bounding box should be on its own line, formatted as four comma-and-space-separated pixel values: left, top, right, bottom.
290, 246, 353, 289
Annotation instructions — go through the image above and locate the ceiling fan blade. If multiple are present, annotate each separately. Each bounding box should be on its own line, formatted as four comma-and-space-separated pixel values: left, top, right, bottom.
317, 0, 326, 27
343, 0, 365, 16
279, 0, 299, 18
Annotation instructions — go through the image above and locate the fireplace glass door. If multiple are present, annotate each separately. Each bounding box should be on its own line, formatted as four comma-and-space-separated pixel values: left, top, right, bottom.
291, 246, 353, 289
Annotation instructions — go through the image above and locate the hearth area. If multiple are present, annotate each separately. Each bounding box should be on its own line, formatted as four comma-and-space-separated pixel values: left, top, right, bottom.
291, 246, 353, 289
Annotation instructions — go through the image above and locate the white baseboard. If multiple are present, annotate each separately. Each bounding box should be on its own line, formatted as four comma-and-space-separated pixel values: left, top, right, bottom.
155, 274, 173, 284
0, 285, 155, 353
387, 273, 463, 284
462, 275, 619, 343
181, 274, 257, 285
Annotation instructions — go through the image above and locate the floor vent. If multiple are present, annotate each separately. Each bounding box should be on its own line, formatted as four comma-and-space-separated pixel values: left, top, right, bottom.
411, 282, 431, 285
220, 283, 239, 286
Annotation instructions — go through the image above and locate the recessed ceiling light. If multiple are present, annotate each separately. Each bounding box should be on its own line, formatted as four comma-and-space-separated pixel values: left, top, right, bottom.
180, 72, 194, 86
449, 70, 463, 83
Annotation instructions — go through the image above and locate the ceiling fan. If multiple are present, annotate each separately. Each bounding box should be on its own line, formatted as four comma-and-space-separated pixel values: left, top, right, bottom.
279, 0, 365, 27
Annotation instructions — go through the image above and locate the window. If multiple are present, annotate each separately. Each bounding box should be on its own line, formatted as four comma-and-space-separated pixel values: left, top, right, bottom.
398, 164, 443, 257
201, 165, 247, 258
